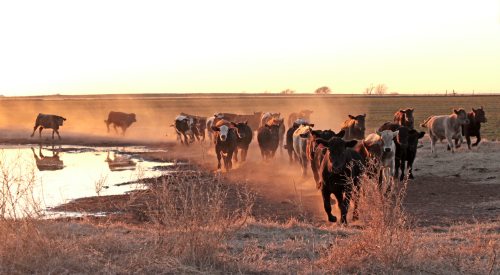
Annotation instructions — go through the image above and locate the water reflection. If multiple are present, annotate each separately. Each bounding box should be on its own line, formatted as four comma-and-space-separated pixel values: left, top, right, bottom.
106, 151, 136, 171
0, 145, 173, 218
31, 144, 64, 171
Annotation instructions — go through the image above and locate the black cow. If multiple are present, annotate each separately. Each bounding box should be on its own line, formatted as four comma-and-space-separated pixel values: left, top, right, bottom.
212, 124, 238, 171
455, 107, 487, 149
405, 130, 426, 179
232, 121, 253, 162
234, 112, 262, 132
340, 114, 366, 140
257, 123, 280, 160
30, 113, 67, 140
316, 137, 363, 224
104, 111, 137, 135
305, 129, 344, 188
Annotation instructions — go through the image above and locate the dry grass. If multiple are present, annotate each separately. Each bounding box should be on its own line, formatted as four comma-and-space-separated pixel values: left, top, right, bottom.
0, 154, 498, 274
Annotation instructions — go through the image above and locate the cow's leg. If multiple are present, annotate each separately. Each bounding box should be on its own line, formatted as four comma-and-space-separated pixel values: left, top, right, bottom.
182, 133, 189, 146
394, 157, 401, 180
54, 129, 61, 140
321, 187, 336, 223
472, 133, 480, 147
39, 127, 44, 139
105, 122, 110, 133
399, 157, 406, 181
311, 161, 320, 188
113, 125, 119, 134
31, 124, 39, 137
333, 187, 348, 225
351, 183, 360, 221
241, 145, 248, 162
233, 147, 239, 162
430, 135, 438, 155
121, 126, 127, 136
226, 150, 234, 170
408, 159, 415, 179
446, 134, 455, 153
216, 150, 222, 170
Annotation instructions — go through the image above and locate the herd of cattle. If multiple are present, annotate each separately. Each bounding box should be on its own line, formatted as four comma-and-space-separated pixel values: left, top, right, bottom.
30, 106, 487, 224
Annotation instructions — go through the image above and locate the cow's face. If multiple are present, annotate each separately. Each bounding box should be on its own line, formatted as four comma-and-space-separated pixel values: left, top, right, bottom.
130, 113, 137, 122
472, 107, 487, 123
317, 137, 357, 173
234, 121, 248, 138
348, 114, 366, 132
377, 130, 398, 153
454, 109, 470, 125
310, 129, 344, 140
298, 125, 314, 138
266, 124, 281, 139
408, 130, 425, 152
212, 125, 230, 141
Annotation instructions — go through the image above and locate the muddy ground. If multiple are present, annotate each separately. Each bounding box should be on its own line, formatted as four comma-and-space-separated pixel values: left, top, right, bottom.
4, 133, 496, 229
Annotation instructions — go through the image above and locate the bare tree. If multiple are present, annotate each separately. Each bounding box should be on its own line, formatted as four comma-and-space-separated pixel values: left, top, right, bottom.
280, 89, 295, 94
364, 84, 375, 95
314, 86, 331, 94
375, 84, 388, 95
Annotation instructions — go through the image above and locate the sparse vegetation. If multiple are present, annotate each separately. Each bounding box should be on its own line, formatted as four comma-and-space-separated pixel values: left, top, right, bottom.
314, 86, 332, 94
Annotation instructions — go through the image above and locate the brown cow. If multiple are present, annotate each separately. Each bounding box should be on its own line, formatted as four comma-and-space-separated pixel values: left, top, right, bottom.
287, 110, 313, 127
393, 108, 415, 129
340, 114, 366, 140
420, 109, 469, 154
104, 111, 137, 135
454, 107, 487, 149
30, 113, 67, 140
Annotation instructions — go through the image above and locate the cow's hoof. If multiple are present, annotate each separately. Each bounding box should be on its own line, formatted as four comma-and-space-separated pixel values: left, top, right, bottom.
399, 175, 405, 181
352, 214, 359, 221
328, 215, 337, 223
409, 174, 414, 180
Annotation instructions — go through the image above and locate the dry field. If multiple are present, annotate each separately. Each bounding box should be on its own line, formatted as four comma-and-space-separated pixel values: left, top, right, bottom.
0, 94, 498, 274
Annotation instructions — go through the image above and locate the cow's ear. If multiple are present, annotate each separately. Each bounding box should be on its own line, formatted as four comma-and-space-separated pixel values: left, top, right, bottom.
399, 109, 404, 113
244, 120, 248, 125
265, 124, 270, 128
211, 126, 220, 131
63, 117, 67, 121
335, 130, 345, 138
309, 123, 314, 128
231, 122, 237, 127
454, 109, 459, 114
311, 130, 321, 137
345, 140, 358, 148
376, 131, 382, 136
299, 133, 310, 138
472, 108, 476, 112
409, 108, 414, 112
418, 131, 426, 139
392, 130, 399, 138
348, 114, 355, 119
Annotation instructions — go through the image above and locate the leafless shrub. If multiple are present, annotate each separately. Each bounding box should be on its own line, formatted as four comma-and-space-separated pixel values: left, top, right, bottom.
314, 86, 332, 94
280, 89, 295, 94
143, 168, 254, 269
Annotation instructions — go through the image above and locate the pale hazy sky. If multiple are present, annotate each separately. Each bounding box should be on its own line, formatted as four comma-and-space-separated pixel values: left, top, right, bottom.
0, 0, 499, 96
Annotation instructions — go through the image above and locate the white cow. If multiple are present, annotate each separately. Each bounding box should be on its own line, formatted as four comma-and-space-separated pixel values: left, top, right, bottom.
292, 124, 314, 177
377, 130, 398, 186
420, 109, 470, 154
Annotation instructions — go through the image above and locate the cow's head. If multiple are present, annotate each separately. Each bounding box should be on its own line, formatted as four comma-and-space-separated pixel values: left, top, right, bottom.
377, 130, 398, 153
130, 113, 137, 123
265, 123, 281, 140
298, 124, 315, 138
348, 114, 366, 132
472, 106, 487, 123
316, 137, 358, 173
232, 121, 248, 139
56, 116, 67, 126
399, 108, 414, 128
408, 130, 425, 152
454, 108, 470, 125
212, 125, 230, 141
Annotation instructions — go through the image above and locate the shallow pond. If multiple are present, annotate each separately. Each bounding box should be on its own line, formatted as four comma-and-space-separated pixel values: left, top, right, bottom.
0, 144, 172, 218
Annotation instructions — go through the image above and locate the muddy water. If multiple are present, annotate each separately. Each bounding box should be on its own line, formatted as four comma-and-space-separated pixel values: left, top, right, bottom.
0, 144, 172, 218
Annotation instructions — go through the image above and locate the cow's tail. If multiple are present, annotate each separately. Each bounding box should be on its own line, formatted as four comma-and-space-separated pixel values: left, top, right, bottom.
420, 116, 433, 128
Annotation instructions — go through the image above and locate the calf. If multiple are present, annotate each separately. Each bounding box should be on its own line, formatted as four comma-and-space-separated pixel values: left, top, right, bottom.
378, 122, 410, 181
104, 111, 137, 135
284, 119, 312, 164
173, 115, 196, 146
232, 121, 253, 162
456, 107, 487, 149
30, 113, 67, 140
212, 123, 238, 171
376, 130, 399, 187
394, 108, 415, 129
316, 137, 363, 224
306, 129, 344, 188
404, 130, 426, 179
421, 109, 469, 154
340, 114, 366, 140
180, 112, 207, 141
257, 122, 281, 160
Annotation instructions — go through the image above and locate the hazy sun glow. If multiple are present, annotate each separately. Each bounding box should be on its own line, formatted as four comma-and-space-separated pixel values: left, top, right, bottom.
0, 0, 499, 96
